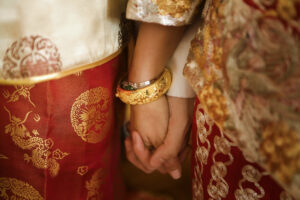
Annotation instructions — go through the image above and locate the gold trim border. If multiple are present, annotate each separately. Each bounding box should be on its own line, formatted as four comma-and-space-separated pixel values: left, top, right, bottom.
0, 49, 122, 85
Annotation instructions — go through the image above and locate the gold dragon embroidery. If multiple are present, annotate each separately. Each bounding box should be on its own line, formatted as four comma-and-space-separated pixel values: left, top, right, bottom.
71, 87, 112, 143
2, 85, 36, 107
4, 106, 69, 177
85, 168, 104, 200
0, 177, 43, 200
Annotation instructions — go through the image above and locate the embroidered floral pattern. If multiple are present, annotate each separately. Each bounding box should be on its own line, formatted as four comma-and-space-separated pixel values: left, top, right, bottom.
126, 0, 202, 26
234, 165, 265, 200
193, 104, 274, 200
198, 85, 228, 128
184, 0, 300, 197
193, 104, 213, 200
154, 0, 194, 18
2, 35, 62, 79
261, 122, 300, 184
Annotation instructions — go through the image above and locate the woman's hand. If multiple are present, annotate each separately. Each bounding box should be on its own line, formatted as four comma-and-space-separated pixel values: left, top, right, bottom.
130, 95, 169, 148
125, 96, 194, 179
124, 22, 187, 176
125, 95, 169, 173
149, 96, 194, 179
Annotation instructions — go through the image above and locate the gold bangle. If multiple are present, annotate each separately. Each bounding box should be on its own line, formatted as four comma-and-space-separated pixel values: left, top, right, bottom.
115, 68, 172, 105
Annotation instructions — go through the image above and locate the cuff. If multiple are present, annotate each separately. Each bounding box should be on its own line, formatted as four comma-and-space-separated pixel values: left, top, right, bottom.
126, 0, 202, 26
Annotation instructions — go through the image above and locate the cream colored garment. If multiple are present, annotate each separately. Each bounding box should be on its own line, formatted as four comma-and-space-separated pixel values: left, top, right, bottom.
0, 0, 122, 79
167, 15, 202, 98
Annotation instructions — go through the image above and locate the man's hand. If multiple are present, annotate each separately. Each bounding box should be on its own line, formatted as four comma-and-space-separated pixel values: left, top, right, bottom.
150, 96, 194, 179
125, 95, 169, 173
125, 96, 194, 179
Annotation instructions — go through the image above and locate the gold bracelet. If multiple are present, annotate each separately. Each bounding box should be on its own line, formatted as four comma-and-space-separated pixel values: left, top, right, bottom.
115, 68, 172, 105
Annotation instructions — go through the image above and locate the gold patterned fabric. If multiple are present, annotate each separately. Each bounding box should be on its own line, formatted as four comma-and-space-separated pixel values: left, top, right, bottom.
192, 101, 294, 200
126, 0, 300, 199
0, 177, 43, 200
184, 0, 300, 198
0, 1, 127, 199
126, 0, 203, 26
0, 56, 125, 200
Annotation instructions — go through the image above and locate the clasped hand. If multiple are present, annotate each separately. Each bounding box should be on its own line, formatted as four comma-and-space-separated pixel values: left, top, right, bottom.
125, 95, 194, 179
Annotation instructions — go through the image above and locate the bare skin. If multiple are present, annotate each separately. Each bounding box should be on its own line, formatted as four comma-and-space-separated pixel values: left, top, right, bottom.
125, 22, 194, 179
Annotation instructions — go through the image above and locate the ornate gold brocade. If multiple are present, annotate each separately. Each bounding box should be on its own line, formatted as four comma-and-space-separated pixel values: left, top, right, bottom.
234, 165, 266, 200
193, 104, 268, 200
126, 0, 202, 26
198, 85, 228, 128
193, 103, 214, 200
85, 168, 104, 200
77, 166, 89, 176
71, 87, 112, 143
2, 85, 36, 107
260, 122, 300, 184
4, 106, 69, 177
0, 177, 43, 200
154, 0, 194, 18
277, 0, 298, 21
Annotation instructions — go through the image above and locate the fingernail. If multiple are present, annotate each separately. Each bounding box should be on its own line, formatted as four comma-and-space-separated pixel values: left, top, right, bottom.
170, 169, 181, 180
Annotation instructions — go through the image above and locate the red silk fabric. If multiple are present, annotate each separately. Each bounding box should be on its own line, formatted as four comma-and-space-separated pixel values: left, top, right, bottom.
0, 56, 124, 200
191, 98, 291, 200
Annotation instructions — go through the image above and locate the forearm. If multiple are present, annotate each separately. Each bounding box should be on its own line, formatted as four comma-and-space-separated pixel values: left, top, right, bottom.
129, 22, 186, 82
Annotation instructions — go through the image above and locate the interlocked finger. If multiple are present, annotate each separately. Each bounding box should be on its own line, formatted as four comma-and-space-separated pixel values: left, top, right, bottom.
124, 138, 152, 173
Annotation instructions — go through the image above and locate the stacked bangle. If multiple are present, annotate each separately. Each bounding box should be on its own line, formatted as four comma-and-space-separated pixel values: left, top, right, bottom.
121, 78, 156, 91
116, 68, 172, 105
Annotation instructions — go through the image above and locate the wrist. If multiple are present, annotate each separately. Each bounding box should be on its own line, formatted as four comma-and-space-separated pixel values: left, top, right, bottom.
128, 64, 164, 83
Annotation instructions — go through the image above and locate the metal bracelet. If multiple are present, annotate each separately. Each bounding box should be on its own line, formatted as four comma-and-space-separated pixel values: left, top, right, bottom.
121, 79, 156, 90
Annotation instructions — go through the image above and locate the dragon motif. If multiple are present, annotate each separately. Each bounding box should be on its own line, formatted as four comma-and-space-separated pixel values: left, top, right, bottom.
0, 177, 43, 200
4, 106, 69, 177
2, 85, 35, 107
